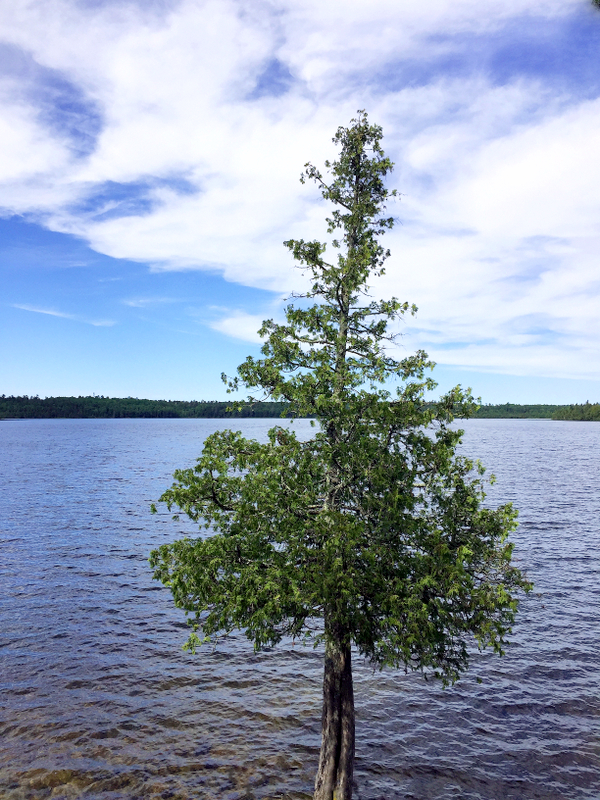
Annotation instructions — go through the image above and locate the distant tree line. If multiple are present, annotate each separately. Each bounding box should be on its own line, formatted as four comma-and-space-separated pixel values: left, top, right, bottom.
0, 396, 292, 419
1, 396, 598, 420
475, 403, 561, 419
551, 402, 600, 421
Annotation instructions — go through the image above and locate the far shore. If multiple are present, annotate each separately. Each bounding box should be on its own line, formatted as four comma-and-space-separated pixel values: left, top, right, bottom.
1, 397, 599, 421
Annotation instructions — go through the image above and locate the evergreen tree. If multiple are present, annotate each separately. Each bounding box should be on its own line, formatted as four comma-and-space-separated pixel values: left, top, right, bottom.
150, 111, 532, 800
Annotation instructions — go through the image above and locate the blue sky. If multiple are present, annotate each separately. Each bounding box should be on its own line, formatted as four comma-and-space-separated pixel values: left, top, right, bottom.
1, 0, 600, 403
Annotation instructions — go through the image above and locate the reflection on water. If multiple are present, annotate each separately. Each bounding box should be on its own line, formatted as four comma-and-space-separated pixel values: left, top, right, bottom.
0, 418, 599, 799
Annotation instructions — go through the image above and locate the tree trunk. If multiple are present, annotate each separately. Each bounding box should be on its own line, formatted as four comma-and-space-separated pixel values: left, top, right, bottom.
313, 636, 355, 800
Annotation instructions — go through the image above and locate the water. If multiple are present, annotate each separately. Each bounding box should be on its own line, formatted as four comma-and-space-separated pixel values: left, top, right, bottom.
0, 418, 598, 800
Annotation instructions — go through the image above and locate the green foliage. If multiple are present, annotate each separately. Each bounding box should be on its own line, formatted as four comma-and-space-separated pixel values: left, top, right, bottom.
0, 395, 289, 419
2, 396, 589, 421
552, 402, 600, 421
474, 403, 562, 419
150, 111, 531, 687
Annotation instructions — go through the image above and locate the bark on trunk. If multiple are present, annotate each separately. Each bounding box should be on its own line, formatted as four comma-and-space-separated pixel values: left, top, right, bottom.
313, 636, 355, 800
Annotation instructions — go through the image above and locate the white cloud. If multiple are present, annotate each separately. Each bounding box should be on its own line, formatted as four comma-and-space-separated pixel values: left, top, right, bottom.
368, 85, 600, 380
13, 303, 115, 327
121, 296, 177, 308
0, 0, 598, 378
277, 0, 577, 94
209, 310, 269, 343
0, 99, 67, 183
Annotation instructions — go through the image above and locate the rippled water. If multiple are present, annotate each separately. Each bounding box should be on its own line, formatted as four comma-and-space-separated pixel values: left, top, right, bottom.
0, 418, 598, 800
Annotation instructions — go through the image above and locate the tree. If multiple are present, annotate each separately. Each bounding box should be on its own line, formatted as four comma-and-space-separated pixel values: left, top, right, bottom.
149, 111, 532, 800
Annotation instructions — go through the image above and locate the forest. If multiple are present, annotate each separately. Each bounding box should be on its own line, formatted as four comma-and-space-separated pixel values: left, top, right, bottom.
0, 395, 291, 419
551, 402, 600, 421
1, 395, 598, 420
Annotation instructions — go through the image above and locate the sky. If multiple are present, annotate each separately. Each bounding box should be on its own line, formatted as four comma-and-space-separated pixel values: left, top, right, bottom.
1, 0, 600, 404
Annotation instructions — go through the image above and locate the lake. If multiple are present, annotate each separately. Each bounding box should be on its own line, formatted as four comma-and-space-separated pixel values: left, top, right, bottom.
0, 418, 599, 799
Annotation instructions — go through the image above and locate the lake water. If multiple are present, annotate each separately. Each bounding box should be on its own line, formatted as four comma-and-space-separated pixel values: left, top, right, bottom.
0, 418, 599, 800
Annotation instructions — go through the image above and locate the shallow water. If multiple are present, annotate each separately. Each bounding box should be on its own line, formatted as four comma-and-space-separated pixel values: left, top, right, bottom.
0, 418, 598, 799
